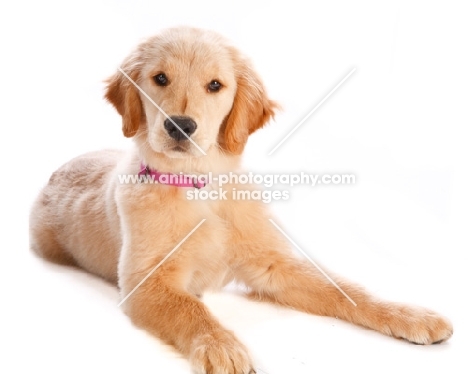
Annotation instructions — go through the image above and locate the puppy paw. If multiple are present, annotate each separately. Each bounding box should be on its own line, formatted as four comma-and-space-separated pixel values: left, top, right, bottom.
190, 329, 255, 374
385, 305, 453, 345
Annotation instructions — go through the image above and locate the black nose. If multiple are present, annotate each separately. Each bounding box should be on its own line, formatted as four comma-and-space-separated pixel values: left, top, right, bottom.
164, 116, 197, 141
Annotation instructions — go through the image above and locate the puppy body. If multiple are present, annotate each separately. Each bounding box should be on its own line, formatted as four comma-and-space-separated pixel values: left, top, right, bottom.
30, 28, 452, 374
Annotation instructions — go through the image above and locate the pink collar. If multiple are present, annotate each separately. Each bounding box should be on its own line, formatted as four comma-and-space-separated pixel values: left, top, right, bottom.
138, 163, 207, 189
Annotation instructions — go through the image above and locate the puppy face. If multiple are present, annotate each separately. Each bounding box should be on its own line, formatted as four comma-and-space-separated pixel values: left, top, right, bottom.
138, 31, 237, 158
105, 27, 277, 159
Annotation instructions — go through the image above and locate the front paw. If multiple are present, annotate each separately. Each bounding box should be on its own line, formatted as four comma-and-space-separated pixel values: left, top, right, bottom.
385, 305, 453, 344
189, 329, 255, 374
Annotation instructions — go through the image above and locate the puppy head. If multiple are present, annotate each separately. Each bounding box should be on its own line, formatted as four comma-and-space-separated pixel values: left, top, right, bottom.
105, 27, 277, 159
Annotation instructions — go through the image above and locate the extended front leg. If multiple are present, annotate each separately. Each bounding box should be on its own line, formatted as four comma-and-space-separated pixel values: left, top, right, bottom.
226, 208, 453, 344
116, 186, 256, 374
121, 273, 254, 374
236, 248, 452, 344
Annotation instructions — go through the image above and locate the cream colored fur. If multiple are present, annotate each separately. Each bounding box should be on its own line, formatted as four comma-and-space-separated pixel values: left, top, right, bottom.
30, 27, 452, 374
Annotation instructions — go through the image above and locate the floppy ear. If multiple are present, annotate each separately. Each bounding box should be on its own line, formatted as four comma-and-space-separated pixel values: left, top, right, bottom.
221, 58, 278, 154
105, 67, 143, 138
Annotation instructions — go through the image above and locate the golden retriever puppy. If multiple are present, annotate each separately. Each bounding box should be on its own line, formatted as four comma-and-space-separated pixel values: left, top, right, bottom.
30, 27, 452, 373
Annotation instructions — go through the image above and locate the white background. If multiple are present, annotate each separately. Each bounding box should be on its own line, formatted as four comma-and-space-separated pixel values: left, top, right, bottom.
1, 0, 467, 373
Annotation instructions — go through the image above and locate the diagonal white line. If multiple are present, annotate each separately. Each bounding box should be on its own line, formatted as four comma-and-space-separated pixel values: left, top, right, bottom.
269, 219, 357, 306
118, 68, 207, 156
118, 219, 206, 307
268, 67, 356, 155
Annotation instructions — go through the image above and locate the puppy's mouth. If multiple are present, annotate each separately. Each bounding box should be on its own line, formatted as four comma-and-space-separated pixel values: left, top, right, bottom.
164, 137, 210, 158
172, 145, 186, 152
163, 143, 197, 159
155, 136, 208, 159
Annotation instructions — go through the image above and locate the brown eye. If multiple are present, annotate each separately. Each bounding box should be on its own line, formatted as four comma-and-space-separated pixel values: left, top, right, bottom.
207, 80, 222, 93
153, 73, 168, 86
